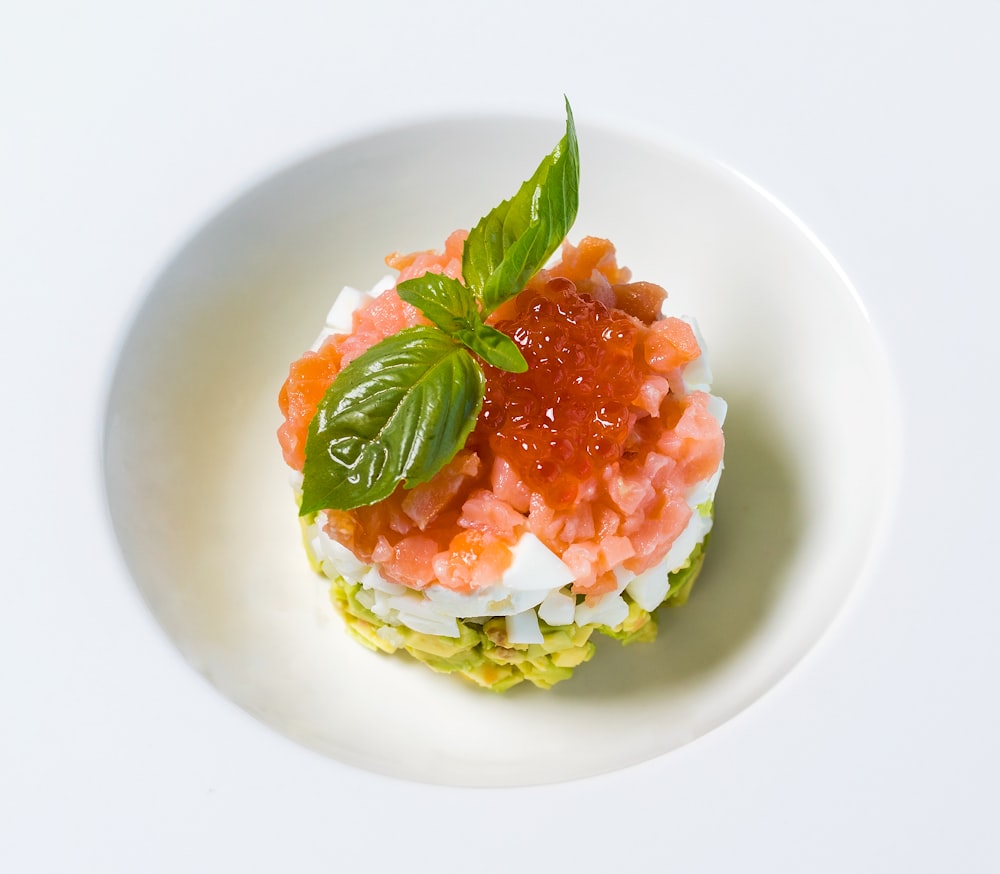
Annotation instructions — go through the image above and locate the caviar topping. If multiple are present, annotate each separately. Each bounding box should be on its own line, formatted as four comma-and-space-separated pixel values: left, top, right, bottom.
478, 279, 644, 509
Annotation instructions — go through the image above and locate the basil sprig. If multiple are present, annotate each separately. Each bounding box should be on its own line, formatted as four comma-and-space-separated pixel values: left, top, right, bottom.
463, 100, 580, 315
300, 99, 579, 514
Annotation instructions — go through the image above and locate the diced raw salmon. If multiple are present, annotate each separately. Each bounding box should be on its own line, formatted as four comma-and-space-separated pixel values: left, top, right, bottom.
599, 535, 636, 573
276, 338, 342, 470
553, 502, 596, 544
636, 375, 672, 416
337, 289, 426, 367
643, 317, 701, 373
432, 529, 513, 593
401, 451, 481, 530
656, 391, 725, 489
603, 466, 656, 516
560, 541, 601, 591
457, 489, 524, 544
387, 535, 440, 588
622, 490, 692, 572
548, 236, 632, 287
386, 229, 467, 282
490, 457, 531, 514
283, 233, 724, 599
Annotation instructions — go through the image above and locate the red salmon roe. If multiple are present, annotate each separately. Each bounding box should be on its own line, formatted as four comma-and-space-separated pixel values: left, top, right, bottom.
477, 278, 643, 509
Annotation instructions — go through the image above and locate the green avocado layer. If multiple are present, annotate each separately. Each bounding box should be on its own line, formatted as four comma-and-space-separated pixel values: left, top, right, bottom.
321, 536, 709, 692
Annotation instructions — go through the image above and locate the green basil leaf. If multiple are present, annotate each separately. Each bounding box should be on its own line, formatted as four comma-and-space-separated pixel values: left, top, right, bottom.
300, 326, 485, 514
398, 273, 527, 373
458, 324, 527, 373
298, 99, 580, 511
463, 98, 579, 314
397, 273, 477, 335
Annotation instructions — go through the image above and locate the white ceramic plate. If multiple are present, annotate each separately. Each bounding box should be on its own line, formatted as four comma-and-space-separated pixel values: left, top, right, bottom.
103, 114, 898, 787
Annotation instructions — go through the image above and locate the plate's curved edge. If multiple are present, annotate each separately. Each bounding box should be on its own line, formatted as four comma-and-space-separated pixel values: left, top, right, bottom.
101, 111, 902, 788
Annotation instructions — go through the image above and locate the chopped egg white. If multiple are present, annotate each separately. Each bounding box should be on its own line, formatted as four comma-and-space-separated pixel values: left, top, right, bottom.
707, 394, 728, 427
687, 460, 724, 509
305, 516, 576, 639
506, 609, 544, 645
499, 532, 575, 591
538, 588, 576, 626
575, 593, 630, 629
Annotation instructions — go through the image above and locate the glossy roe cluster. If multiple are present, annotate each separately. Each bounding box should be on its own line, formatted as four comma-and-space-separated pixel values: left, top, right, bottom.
478, 279, 643, 509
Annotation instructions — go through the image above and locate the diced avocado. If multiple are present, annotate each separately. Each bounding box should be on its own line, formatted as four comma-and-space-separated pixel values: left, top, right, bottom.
481, 643, 531, 666
330, 578, 350, 616
320, 525, 714, 692
481, 617, 525, 650
549, 641, 596, 668
599, 599, 658, 645
619, 599, 653, 635
538, 629, 574, 653
461, 661, 523, 692
404, 646, 484, 675
396, 623, 479, 659
340, 584, 382, 626
343, 616, 398, 655
664, 536, 709, 608
518, 659, 575, 689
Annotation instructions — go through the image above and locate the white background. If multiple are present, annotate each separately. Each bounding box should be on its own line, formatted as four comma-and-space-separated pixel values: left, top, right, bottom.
3, 2, 998, 871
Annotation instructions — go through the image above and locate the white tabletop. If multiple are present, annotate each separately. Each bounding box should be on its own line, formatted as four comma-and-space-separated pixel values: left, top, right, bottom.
3, 2, 998, 871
